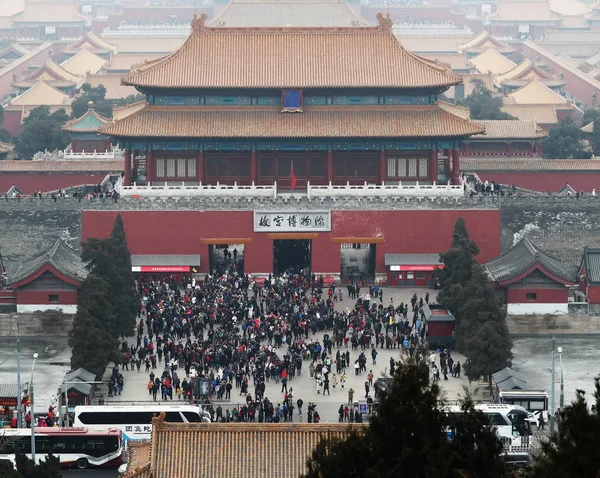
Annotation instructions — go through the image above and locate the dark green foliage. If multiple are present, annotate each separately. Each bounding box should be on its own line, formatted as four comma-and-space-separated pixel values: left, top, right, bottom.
533, 377, 600, 478
114, 94, 145, 107
69, 298, 119, 378
459, 80, 516, 120
303, 361, 506, 478
70, 84, 113, 119
15, 107, 70, 159
437, 219, 512, 391
71, 215, 138, 377
436, 218, 479, 312
13, 451, 61, 478
543, 117, 591, 159
582, 107, 600, 126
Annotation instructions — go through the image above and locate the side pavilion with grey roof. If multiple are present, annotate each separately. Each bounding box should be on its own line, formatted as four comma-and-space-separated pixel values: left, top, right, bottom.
384, 253, 443, 287
578, 247, 600, 306
61, 367, 97, 410
485, 237, 576, 315
9, 238, 88, 314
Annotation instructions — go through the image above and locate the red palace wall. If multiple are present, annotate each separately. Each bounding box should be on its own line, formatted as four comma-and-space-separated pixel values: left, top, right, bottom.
82, 209, 501, 275
475, 172, 600, 192
429, 321, 454, 337
15, 289, 78, 306
586, 285, 600, 304
0, 173, 114, 194
3, 110, 23, 137
506, 287, 568, 304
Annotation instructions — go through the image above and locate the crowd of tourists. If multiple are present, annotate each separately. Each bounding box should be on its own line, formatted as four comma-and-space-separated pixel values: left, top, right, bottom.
117, 264, 433, 423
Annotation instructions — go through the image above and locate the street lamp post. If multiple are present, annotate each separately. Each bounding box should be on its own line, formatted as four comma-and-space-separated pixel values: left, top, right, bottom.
15, 316, 22, 428
58, 380, 103, 427
30, 353, 38, 464
550, 318, 557, 432
558, 346, 564, 409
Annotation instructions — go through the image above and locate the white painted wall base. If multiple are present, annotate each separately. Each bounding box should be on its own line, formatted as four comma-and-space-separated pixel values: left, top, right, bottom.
507, 303, 568, 315
17, 304, 77, 314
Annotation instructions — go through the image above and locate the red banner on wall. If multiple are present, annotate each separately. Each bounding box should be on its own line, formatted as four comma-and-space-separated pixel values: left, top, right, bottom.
390, 265, 445, 271
131, 266, 191, 273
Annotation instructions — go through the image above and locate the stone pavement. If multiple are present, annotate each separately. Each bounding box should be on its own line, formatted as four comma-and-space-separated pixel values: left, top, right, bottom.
102, 287, 481, 422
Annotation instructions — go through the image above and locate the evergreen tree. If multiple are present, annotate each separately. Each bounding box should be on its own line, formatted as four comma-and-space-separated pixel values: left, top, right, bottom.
13, 450, 61, 478
436, 217, 479, 313
543, 117, 591, 159
15, 107, 70, 159
533, 377, 600, 478
69, 303, 118, 378
70, 84, 113, 119
81, 215, 139, 338
303, 361, 506, 478
459, 80, 516, 120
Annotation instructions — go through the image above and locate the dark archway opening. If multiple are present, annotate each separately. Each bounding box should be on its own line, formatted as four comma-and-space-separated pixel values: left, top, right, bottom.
340, 243, 376, 283
209, 244, 245, 275
273, 239, 311, 276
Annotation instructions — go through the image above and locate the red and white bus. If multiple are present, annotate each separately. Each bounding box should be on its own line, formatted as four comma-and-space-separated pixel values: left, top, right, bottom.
0, 427, 124, 470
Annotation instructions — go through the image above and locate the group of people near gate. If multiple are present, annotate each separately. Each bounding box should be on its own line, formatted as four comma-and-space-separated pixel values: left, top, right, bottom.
116, 265, 433, 423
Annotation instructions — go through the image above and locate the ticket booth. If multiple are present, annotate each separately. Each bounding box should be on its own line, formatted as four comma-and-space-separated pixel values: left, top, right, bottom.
385, 254, 444, 287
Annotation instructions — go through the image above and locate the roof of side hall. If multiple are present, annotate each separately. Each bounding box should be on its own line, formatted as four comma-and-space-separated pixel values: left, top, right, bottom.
121, 13, 462, 90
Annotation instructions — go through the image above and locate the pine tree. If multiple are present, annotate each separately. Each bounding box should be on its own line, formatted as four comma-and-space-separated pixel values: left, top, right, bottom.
109, 214, 140, 337
69, 303, 118, 378
436, 217, 480, 313
303, 361, 506, 478
81, 215, 139, 338
533, 377, 600, 478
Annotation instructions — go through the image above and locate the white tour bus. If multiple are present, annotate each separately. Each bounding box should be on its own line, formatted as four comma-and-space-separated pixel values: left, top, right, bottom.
0, 427, 124, 470
497, 390, 549, 427
445, 403, 533, 449
74, 404, 211, 441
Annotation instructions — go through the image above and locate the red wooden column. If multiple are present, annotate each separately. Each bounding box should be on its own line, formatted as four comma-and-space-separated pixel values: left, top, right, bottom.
430, 149, 438, 184
145, 149, 153, 185
326, 150, 334, 184
378, 149, 386, 184
529, 142, 534, 157
506, 142, 512, 156
123, 149, 131, 186
452, 148, 461, 184
250, 149, 258, 184
197, 150, 205, 184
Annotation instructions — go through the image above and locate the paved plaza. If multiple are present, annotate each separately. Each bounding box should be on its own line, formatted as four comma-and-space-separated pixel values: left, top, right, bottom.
102, 287, 480, 422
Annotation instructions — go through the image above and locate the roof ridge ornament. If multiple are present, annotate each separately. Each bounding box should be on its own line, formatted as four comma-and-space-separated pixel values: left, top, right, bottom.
191, 13, 208, 34
376, 13, 393, 32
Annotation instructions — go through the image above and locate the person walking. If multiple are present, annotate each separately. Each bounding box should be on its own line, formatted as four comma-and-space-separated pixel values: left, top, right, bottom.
364, 380, 370, 398
323, 377, 330, 395
348, 387, 355, 406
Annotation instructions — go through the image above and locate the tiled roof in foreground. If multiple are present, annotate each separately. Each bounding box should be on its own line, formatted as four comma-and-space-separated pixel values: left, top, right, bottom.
470, 120, 548, 139
122, 14, 462, 89
147, 420, 363, 478
100, 105, 484, 138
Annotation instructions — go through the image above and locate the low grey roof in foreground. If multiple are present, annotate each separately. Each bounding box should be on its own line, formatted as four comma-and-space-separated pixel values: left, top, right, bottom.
384, 253, 442, 266
131, 254, 201, 266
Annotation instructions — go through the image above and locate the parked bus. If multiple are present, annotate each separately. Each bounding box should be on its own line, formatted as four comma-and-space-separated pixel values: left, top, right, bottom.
74, 404, 211, 441
445, 403, 533, 448
0, 427, 124, 470
497, 390, 549, 427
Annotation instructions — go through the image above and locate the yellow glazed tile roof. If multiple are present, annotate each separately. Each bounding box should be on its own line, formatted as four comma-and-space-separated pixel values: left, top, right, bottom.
122, 14, 462, 89
9, 80, 72, 106
100, 104, 485, 138
506, 79, 568, 105
13, 0, 86, 23
469, 47, 516, 75
501, 103, 559, 124
61, 49, 108, 76
458, 31, 515, 54
471, 119, 549, 139
85, 74, 139, 100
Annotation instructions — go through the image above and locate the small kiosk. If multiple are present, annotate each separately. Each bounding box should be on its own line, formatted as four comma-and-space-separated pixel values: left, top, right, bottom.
0, 384, 21, 427
385, 254, 444, 287
423, 303, 456, 348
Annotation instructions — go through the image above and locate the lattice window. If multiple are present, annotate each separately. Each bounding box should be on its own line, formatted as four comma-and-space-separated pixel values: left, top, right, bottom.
156, 158, 165, 178
397, 158, 407, 177
387, 157, 396, 177
166, 158, 176, 177
408, 158, 418, 177
418, 157, 428, 177
187, 158, 196, 177
177, 158, 187, 177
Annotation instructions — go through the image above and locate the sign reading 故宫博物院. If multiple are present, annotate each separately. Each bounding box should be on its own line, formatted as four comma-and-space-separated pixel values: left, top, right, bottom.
254, 211, 331, 232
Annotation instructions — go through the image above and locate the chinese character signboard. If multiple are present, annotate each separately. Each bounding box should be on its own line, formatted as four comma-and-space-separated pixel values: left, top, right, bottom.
254, 211, 331, 232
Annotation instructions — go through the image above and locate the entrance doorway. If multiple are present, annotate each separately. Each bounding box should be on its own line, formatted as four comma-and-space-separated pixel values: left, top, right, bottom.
273, 239, 311, 276
209, 244, 245, 274
340, 243, 376, 283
